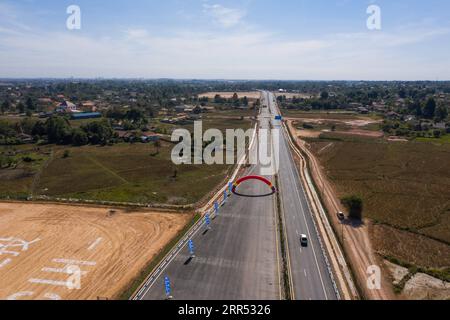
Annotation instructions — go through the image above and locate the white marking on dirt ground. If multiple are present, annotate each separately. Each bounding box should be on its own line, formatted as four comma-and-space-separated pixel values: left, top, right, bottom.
52, 259, 97, 266
44, 293, 61, 300
7, 291, 34, 300
88, 238, 103, 251
0, 237, 41, 256
42, 267, 88, 276
28, 279, 68, 287
0, 258, 12, 269
28, 259, 96, 290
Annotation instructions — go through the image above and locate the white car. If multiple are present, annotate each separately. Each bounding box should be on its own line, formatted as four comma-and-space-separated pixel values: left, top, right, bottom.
300, 234, 308, 247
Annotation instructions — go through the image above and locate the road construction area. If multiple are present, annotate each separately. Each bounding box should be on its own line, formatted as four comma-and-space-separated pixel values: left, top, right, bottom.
0, 202, 191, 300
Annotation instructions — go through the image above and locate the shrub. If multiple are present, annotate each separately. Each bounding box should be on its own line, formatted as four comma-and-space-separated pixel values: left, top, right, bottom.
341, 195, 364, 220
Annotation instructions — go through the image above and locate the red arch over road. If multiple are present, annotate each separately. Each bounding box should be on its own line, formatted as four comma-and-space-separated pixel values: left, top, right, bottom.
232, 175, 276, 197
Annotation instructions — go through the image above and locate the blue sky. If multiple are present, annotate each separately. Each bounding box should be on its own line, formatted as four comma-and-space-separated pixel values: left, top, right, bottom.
0, 0, 449, 80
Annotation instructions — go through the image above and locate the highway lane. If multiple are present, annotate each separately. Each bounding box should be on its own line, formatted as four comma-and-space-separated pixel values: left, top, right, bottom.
266, 91, 338, 300
141, 95, 280, 300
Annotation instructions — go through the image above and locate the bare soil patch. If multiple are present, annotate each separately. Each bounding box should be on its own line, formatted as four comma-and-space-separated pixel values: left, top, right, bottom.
0, 202, 191, 300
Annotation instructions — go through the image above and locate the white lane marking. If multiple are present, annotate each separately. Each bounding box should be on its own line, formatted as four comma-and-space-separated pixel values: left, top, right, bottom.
88, 238, 103, 251
304, 269, 308, 277
279, 110, 329, 300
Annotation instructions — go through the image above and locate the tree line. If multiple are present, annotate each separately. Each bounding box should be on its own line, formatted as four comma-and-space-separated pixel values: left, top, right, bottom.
0, 116, 116, 146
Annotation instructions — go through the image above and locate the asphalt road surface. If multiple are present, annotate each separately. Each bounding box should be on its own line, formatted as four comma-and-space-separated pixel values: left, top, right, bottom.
141, 96, 280, 300
266, 91, 338, 300
140, 92, 337, 300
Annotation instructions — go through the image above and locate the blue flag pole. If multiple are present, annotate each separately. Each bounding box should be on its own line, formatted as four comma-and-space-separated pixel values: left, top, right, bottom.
214, 201, 219, 215
205, 213, 211, 230
164, 276, 173, 299
188, 239, 195, 258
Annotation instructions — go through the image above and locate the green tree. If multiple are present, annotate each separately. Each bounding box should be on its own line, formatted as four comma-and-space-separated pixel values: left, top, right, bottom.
422, 98, 436, 119
19, 118, 36, 135
193, 106, 202, 114
26, 97, 35, 111
82, 120, 114, 145
32, 121, 47, 137
433, 130, 442, 139
1, 100, 10, 114
341, 195, 364, 220
320, 91, 329, 100
71, 128, 89, 146
242, 96, 249, 106
435, 105, 448, 122
46, 116, 72, 144
17, 102, 25, 114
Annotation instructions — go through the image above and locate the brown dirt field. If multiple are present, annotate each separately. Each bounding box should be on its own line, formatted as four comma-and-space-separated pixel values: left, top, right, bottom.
287, 117, 383, 139
371, 224, 450, 268
199, 91, 261, 100
0, 202, 191, 300
334, 130, 384, 138
291, 127, 322, 139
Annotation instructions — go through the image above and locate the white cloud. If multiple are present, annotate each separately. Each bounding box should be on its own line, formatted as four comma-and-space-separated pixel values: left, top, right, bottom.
203, 4, 246, 28
0, 3, 449, 80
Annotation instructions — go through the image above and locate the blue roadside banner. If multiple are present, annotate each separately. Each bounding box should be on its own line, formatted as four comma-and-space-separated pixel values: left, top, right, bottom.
188, 239, 195, 256
164, 276, 171, 297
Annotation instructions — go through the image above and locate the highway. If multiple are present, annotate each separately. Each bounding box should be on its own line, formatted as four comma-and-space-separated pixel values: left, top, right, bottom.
266, 91, 338, 300
139, 91, 338, 300
141, 95, 281, 300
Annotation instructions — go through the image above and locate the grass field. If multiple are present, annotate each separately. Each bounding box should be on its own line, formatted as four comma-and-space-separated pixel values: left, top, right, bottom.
1, 116, 252, 205
207, 109, 256, 118
35, 142, 230, 205
307, 134, 450, 268
0, 145, 52, 198
416, 135, 450, 144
